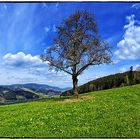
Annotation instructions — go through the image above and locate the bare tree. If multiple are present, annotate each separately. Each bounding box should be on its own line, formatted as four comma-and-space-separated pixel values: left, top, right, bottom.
41, 11, 111, 95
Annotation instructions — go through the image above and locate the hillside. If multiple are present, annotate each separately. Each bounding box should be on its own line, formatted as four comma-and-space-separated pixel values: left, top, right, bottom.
0, 87, 40, 105
0, 84, 140, 138
2, 83, 70, 92
1, 83, 70, 94
0, 83, 70, 104
62, 71, 140, 96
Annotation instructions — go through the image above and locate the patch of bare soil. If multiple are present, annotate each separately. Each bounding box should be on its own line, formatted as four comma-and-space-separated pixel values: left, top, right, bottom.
59, 95, 93, 103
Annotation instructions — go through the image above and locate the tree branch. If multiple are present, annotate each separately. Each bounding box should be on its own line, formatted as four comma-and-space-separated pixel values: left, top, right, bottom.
77, 63, 93, 76
50, 62, 73, 75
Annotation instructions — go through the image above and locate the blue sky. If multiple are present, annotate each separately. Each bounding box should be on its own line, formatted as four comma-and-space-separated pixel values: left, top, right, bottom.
0, 2, 140, 87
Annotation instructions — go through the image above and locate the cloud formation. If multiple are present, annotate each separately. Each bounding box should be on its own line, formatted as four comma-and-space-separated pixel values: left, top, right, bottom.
1, 52, 71, 87
53, 25, 57, 32
120, 64, 140, 73
44, 27, 50, 33
131, 3, 140, 9
115, 15, 140, 60
3, 52, 48, 68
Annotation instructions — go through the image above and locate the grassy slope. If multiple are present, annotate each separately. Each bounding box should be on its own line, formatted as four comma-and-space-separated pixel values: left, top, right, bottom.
0, 84, 140, 138
22, 88, 48, 99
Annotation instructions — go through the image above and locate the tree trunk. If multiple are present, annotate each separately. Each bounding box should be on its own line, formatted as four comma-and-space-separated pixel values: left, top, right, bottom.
72, 75, 78, 95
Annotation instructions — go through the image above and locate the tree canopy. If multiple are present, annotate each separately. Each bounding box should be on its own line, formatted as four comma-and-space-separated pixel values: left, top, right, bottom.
41, 11, 111, 95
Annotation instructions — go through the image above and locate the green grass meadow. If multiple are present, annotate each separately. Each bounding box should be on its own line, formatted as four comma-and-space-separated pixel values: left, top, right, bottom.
0, 84, 140, 138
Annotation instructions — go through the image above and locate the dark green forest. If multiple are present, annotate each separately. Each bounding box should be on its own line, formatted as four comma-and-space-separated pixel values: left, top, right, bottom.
62, 67, 140, 96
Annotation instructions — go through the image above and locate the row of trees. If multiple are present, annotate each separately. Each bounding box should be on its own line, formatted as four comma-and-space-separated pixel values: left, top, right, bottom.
62, 67, 140, 96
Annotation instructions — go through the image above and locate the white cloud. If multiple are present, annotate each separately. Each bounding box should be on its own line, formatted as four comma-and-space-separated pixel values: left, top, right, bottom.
115, 15, 140, 60
119, 67, 128, 73
134, 64, 140, 70
48, 80, 53, 83
3, 4, 7, 10
53, 25, 57, 32
131, 3, 140, 9
112, 59, 120, 64
42, 3, 59, 9
3, 52, 47, 67
42, 3, 48, 8
119, 64, 140, 73
55, 3, 59, 8
0, 4, 7, 11
55, 2, 59, 8
44, 25, 56, 33
1, 52, 71, 87
44, 27, 50, 32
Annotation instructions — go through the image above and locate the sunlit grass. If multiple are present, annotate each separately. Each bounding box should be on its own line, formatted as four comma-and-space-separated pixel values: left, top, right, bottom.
0, 84, 140, 138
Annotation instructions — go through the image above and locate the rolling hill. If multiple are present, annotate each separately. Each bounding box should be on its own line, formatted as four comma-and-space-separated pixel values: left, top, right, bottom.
62, 70, 140, 96
1, 83, 70, 93
0, 87, 41, 105
0, 84, 140, 138
0, 83, 71, 104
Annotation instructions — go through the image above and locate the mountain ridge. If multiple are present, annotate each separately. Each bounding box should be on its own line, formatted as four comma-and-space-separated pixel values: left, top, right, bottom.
0, 83, 71, 92
0, 83, 71, 105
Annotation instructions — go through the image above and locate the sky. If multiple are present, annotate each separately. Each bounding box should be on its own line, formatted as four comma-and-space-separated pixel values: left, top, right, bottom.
0, 2, 140, 88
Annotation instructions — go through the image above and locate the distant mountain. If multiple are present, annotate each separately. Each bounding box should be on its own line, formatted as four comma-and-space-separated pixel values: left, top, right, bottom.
0, 83, 71, 104
1, 83, 71, 93
0, 86, 40, 105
